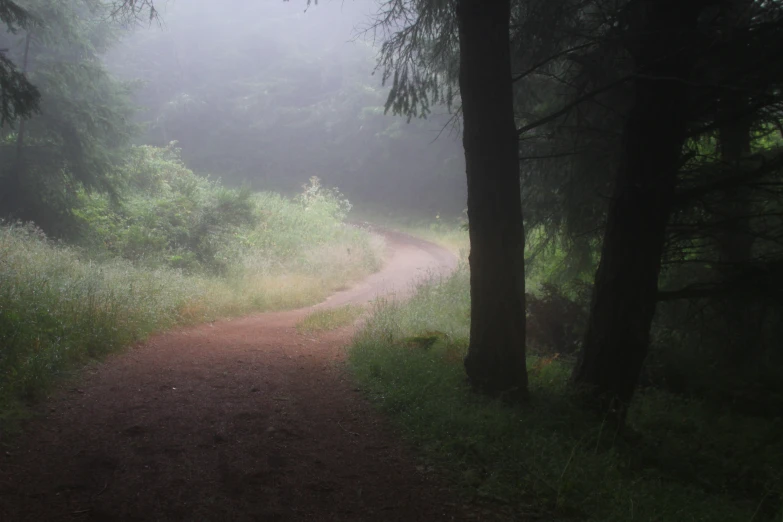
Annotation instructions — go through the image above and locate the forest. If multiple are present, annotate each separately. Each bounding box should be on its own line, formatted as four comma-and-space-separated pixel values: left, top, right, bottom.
1, 0, 781, 521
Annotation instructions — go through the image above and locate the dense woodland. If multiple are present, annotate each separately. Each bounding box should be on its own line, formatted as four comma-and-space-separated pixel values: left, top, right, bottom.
1, 0, 782, 520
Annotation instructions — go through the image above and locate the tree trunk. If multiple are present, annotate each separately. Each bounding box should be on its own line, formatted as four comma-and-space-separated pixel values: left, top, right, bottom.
716, 89, 756, 345
459, 0, 528, 398
571, 0, 703, 422
714, 0, 760, 365
716, 0, 754, 269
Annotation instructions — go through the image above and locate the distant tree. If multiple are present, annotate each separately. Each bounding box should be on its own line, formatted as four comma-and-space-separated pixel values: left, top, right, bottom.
106, 1, 466, 215
0, 0, 39, 124
0, 0, 137, 232
0, 0, 40, 218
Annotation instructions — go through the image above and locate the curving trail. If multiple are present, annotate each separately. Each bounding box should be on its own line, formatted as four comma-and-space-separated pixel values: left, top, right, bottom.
0, 231, 498, 522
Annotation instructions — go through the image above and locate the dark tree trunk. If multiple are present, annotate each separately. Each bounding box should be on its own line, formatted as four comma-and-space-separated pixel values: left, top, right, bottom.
715, 1, 757, 364
716, 97, 754, 273
571, 0, 704, 421
716, 0, 754, 270
458, 0, 528, 398
716, 101, 761, 365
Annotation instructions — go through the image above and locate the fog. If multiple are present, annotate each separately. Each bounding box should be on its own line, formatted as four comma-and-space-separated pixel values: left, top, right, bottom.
107, 0, 467, 218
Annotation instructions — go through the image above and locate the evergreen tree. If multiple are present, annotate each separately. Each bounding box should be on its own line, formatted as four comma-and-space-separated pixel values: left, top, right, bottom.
0, 0, 136, 233
514, 0, 783, 418
0, 0, 39, 124
371, 0, 528, 396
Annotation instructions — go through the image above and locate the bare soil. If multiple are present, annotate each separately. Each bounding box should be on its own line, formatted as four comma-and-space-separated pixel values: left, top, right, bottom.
0, 231, 501, 522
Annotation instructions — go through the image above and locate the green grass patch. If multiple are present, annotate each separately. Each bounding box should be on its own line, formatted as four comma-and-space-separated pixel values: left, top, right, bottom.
296, 304, 365, 334
347, 265, 782, 521
350, 206, 469, 256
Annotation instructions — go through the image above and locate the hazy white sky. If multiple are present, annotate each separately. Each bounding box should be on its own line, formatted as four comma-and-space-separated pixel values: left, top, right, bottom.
108, 0, 467, 215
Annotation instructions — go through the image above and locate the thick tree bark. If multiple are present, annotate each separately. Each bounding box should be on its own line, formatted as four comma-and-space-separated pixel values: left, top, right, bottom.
716, 0, 754, 271
716, 0, 758, 364
571, 0, 703, 421
716, 107, 760, 364
459, 0, 528, 397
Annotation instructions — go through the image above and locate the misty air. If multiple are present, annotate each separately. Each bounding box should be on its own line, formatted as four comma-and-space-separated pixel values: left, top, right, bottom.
1, 1, 781, 521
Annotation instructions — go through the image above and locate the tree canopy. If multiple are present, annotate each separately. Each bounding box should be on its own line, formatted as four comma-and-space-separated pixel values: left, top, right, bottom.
0, 0, 39, 123
0, 0, 137, 231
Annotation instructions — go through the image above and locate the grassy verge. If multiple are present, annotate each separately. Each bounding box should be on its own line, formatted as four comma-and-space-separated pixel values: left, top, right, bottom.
0, 217, 382, 434
0, 147, 387, 433
347, 265, 782, 521
350, 206, 469, 255
296, 305, 365, 334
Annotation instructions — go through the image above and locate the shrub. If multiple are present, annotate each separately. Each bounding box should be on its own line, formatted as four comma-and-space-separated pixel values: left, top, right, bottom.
74, 144, 259, 274
348, 266, 782, 521
526, 282, 589, 356
0, 156, 385, 433
73, 145, 369, 278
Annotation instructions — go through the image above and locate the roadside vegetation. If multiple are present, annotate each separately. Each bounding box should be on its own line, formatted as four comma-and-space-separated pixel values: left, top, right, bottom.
0, 145, 382, 432
1, 1, 781, 520
351, 206, 469, 255
296, 304, 366, 334
393, 219, 468, 256
348, 265, 783, 521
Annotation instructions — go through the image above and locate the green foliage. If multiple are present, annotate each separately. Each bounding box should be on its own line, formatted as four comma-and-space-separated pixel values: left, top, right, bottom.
0, 164, 385, 432
647, 295, 783, 416
350, 206, 470, 255
72, 146, 377, 278
348, 267, 782, 521
296, 304, 365, 334
0, 0, 33, 31
75, 144, 256, 274
0, 221, 201, 413
373, 0, 459, 120
526, 282, 589, 356
297, 176, 353, 222
0, 0, 40, 123
0, 0, 137, 232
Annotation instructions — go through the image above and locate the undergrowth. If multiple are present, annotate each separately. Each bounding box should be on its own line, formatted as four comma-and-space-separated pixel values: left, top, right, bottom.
348, 264, 783, 521
0, 147, 384, 435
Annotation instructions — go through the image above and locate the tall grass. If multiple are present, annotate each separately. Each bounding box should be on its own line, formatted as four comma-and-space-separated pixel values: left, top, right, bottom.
0, 147, 386, 431
348, 265, 782, 521
0, 216, 382, 433
0, 224, 192, 412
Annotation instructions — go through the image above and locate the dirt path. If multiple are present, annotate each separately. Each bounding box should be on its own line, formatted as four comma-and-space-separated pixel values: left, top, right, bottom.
0, 231, 490, 522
